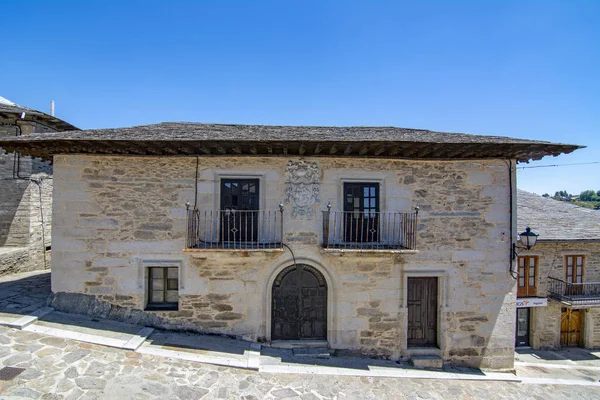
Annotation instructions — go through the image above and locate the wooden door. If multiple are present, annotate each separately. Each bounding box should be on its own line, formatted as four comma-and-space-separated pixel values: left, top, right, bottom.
560, 308, 582, 347
272, 265, 327, 340
220, 179, 259, 243
407, 277, 438, 347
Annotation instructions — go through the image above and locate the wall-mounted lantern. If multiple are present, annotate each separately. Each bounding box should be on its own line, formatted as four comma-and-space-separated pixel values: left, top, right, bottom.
512, 227, 539, 260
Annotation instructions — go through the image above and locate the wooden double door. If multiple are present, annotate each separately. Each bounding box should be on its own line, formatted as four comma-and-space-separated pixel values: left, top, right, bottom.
271, 265, 327, 340
407, 277, 438, 347
561, 308, 582, 347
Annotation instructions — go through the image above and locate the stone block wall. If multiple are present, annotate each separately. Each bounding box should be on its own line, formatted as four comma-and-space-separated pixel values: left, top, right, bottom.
0, 118, 53, 275
587, 308, 600, 348
50, 154, 516, 368
530, 300, 562, 349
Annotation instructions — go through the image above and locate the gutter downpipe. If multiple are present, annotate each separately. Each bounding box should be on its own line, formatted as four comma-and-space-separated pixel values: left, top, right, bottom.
507, 159, 518, 279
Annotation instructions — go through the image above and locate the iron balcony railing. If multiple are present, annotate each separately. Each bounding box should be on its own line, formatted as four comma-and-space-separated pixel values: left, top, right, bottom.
186, 208, 283, 250
322, 209, 418, 250
547, 277, 600, 307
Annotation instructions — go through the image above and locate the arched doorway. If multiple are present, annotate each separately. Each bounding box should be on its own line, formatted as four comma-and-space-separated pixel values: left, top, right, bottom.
271, 264, 327, 340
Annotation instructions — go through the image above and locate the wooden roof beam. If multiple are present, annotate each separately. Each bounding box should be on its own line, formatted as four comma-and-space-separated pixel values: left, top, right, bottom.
298, 143, 306, 156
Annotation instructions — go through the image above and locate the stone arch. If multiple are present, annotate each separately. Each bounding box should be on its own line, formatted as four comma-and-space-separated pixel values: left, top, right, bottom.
263, 253, 338, 344
271, 264, 327, 340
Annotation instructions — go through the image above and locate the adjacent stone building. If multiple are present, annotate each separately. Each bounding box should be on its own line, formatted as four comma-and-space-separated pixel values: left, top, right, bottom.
0, 96, 77, 275
516, 190, 600, 349
0, 123, 581, 369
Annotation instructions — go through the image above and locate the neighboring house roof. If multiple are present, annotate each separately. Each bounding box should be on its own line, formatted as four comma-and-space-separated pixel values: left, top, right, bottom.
0, 122, 582, 161
517, 189, 600, 241
0, 96, 78, 131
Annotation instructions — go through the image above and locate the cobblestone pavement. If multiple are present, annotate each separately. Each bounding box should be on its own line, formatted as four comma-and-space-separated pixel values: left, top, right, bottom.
0, 271, 50, 316
0, 325, 599, 400
1, 271, 600, 399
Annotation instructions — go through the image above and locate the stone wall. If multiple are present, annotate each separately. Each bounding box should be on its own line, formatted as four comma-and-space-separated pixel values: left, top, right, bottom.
50, 155, 516, 368
530, 300, 561, 349
0, 118, 53, 275
587, 308, 600, 348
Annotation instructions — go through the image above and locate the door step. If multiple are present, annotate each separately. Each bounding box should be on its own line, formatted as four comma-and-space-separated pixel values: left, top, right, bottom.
292, 347, 331, 359
406, 347, 441, 357
410, 355, 443, 369
269, 340, 328, 349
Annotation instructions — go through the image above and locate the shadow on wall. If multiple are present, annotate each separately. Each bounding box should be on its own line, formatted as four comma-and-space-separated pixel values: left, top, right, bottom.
0, 151, 32, 247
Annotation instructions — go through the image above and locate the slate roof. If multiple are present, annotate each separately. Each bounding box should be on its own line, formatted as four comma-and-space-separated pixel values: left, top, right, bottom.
0, 122, 583, 161
517, 189, 600, 241
0, 96, 78, 131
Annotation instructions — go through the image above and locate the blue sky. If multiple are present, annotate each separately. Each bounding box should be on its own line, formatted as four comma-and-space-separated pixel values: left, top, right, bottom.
2, 1, 598, 195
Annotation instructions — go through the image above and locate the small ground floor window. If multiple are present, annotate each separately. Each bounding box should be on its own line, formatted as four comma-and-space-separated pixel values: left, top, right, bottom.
146, 267, 179, 310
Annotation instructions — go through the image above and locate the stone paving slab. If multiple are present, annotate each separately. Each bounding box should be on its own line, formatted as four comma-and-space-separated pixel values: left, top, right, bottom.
138, 330, 253, 369
0, 271, 50, 320
22, 311, 145, 349
516, 348, 600, 367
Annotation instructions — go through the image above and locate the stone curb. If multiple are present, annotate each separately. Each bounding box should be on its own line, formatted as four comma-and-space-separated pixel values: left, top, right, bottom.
0, 306, 54, 330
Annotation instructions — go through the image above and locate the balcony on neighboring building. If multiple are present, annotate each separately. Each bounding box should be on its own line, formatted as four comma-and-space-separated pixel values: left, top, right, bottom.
547, 277, 600, 307
185, 208, 283, 251
321, 209, 418, 252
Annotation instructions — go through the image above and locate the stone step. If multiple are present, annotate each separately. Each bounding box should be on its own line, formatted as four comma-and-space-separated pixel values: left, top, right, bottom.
292, 347, 331, 359
270, 340, 328, 349
406, 347, 442, 357
410, 355, 443, 369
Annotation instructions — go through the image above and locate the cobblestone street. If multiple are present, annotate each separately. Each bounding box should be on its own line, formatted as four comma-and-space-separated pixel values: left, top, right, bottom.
1, 271, 600, 399
0, 325, 598, 399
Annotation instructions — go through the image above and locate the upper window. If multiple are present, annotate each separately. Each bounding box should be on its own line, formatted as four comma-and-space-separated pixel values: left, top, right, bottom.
343, 182, 380, 242
565, 255, 584, 283
220, 179, 260, 243
147, 267, 179, 310
517, 256, 537, 297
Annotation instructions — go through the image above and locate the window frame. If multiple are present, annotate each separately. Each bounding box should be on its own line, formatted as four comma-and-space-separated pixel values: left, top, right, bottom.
517, 255, 538, 297
565, 255, 585, 284
342, 182, 381, 243
146, 266, 179, 311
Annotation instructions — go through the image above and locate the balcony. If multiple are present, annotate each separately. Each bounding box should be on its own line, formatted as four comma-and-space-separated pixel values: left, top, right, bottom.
185, 209, 283, 251
547, 277, 600, 307
322, 210, 418, 252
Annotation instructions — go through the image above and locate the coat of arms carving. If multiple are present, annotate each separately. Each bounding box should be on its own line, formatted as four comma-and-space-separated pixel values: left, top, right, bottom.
285, 160, 320, 218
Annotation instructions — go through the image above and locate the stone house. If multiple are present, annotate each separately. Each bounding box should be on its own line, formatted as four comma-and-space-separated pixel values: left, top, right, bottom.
516, 190, 600, 349
0, 123, 581, 369
0, 96, 77, 275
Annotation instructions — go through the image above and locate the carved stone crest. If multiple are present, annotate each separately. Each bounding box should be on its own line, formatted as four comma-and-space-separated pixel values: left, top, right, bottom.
285, 160, 320, 218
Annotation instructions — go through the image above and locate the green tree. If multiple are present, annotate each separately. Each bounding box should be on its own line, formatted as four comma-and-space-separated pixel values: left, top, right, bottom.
554, 190, 571, 200
579, 190, 599, 202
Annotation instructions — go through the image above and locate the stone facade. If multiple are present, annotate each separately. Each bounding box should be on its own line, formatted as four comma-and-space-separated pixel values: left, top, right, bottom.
518, 241, 600, 349
0, 119, 54, 275
50, 154, 517, 369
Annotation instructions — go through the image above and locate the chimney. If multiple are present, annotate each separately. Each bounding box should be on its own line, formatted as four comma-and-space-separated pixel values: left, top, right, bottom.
50, 100, 55, 117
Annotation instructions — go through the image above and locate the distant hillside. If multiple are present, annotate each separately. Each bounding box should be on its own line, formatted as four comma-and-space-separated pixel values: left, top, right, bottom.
541, 190, 600, 210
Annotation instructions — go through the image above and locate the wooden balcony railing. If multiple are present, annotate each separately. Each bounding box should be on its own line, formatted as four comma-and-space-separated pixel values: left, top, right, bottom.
322, 209, 418, 251
186, 208, 283, 250
547, 277, 600, 307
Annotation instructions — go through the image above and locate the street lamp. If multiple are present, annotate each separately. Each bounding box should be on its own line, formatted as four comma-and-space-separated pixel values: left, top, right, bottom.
512, 227, 539, 259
